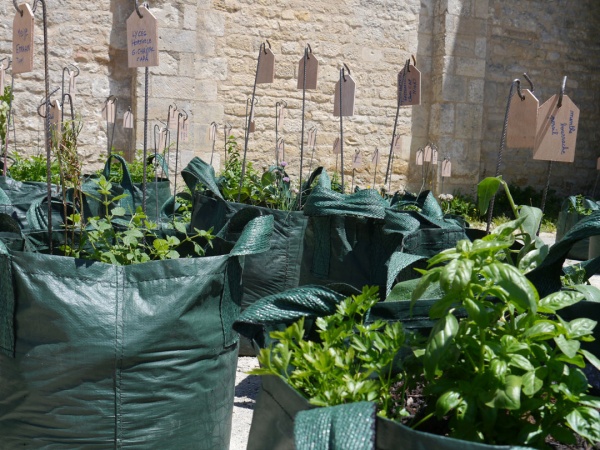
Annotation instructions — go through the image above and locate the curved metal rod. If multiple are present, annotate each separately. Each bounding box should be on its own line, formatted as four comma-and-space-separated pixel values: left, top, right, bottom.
411, 54, 417, 67
306, 43, 312, 55
105, 95, 117, 105
134, 0, 144, 18
515, 79, 525, 101
523, 72, 534, 93
276, 100, 287, 108
265, 40, 271, 52
341, 63, 350, 81
13, 0, 23, 15
0, 57, 12, 70
166, 103, 177, 128
209, 121, 218, 140
37, 87, 60, 118
178, 109, 188, 121
558, 75, 567, 108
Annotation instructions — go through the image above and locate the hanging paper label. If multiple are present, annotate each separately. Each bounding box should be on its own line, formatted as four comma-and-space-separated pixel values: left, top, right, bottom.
333, 137, 341, 155
432, 148, 438, 165
69, 71, 77, 101
278, 104, 285, 128
533, 94, 579, 162
297, 53, 319, 90
308, 129, 317, 148
158, 128, 168, 150
126, 6, 159, 68
507, 89, 539, 149
442, 160, 452, 177
123, 109, 134, 129
423, 145, 432, 162
392, 135, 401, 154
169, 107, 178, 124
256, 48, 275, 84
371, 148, 380, 166
352, 151, 362, 169
333, 73, 356, 117
12, 4, 35, 74
179, 119, 189, 142
398, 64, 421, 106
48, 100, 62, 129
416, 148, 424, 166
102, 100, 116, 123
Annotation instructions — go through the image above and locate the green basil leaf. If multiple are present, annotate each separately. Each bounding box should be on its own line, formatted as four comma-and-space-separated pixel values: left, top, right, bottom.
518, 205, 543, 239
538, 290, 584, 314
566, 318, 597, 339
554, 335, 580, 359
436, 390, 462, 417
481, 262, 538, 313
509, 354, 534, 371
565, 407, 600, 443
440, 259, 474, 295
524, 320, 557, 340
477, 177, 503, 215
522, 370, 544, 396
425, 313, 459, 377
485, 374, 521, 410
581, 349, 600, 371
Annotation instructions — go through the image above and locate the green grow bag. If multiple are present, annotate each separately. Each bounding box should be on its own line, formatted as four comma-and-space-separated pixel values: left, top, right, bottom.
0, 214, 273, 448
249, 375, 533, 450
555, 196, 599, 260
82, 154, 172, 223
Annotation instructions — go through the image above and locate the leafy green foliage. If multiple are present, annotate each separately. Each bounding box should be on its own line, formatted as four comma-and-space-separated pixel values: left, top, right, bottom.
0, 86, 12, 148
253, 286, 408, 418
61, 176, 214, 265
567, 195, 594, 216
6, 152, 61, 184
411, 199, 600, 446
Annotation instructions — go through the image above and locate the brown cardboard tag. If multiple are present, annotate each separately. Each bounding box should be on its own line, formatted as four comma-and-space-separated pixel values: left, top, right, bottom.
69, 71, 77, 100
416, 148, 424, 166
126, 6, 159, 68
48, 100, 61, 128
423, 145, 432, 162
12, 4, 35, 75
392, 135, 401, 154
507, 89, 539, 148
371, 148, 380, 166
533, 94, 579, 162
102, 100, 116, 123
352, 151, 362, 169
442, 159, 452, 177
123, 109, 134, 129
333, 137, 341, 155
333, 73, 356, 117
398, 64, 421, 106
179, 118, 189, 142
297, 53, 319, 90
256, 48, 275, 84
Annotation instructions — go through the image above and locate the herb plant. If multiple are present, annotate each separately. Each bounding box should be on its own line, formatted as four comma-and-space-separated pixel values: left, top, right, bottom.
252, 286, 407, 418
568, 195, 594, 217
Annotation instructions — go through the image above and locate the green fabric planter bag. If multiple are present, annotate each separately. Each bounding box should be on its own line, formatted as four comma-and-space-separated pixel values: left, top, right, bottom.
555, 196, 600, 260
82, 154, 172, 223
0, 213, 273, 448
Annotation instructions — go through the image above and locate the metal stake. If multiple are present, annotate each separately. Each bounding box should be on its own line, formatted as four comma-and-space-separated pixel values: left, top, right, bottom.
385, 59, 409, 187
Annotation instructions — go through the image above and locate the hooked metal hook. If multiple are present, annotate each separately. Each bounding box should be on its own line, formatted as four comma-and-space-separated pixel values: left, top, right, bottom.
63, 63, 80, 78
305, 43, 312, 59
134, 0, 144, 18
13, 0, 23, 16
276, 100, 287, 108
0, 57, 12, 70
411, 54, 417, 67
558, 75, 567, 108
37, 87, 60, 117
405, 58, 411, 73
105, 95, 117, 105
515, 79, 525, 101
341, 63, 350, 81
178, 109, 188, 121
523, 72, 534, 93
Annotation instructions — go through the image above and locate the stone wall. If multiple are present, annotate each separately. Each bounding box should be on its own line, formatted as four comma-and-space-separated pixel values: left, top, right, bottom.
1, 0, 599, 197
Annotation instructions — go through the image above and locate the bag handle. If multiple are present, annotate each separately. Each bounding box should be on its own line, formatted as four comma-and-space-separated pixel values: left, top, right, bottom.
147, 153, 169, 180
228, 212, 274, 257
102, 154, 135, 189
181, 157, 224, 200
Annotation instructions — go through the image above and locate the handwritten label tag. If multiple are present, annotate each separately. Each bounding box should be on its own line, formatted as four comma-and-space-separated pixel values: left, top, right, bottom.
507, 89, 539, 148
371, 148, 380, 166
48, 100, 61, 129
277, 139, 285, 161
333, 137, 341, 155
442, 160, 452, 177
297, 53, 319, 90
398, 64, 421, 106
126, 6, 159, 68
392, 135, 401, 154
102, 101, 116, 123
333, 73, 356, 117
416, 148, 424, 166
308, 129, 317, 148
533, 94, 579, 163
69, 71, 77, 100
12, 4, 35, 74
423, 145, 432, 162
158, 128, 169, 150
123, 109, 134, 129
432, 148, 438, 165
352, 151, 362, 169
179, 119, 189, 142
256, 48, 275, 84
278, 105, 285, 128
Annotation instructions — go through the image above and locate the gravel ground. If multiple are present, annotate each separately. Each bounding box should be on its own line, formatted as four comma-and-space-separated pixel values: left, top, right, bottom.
228, 232, 600, 449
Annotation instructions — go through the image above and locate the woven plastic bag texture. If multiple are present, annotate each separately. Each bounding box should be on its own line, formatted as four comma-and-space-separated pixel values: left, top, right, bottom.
0, 214, 273, 448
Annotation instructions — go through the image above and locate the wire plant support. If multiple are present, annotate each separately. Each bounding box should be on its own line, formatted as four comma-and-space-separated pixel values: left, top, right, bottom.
385, 58, 410, 189
1, 57, 14, 176
173, 109, 187, 203
14, 0, 52, 249
209, 121, 218, 166
337, 62, 351, 193
238, 40, 270, 202
103, 95, 117, 156
298, 44, 312, 205
275, 100, 286, 165
307, 126, 317, 174
223, 122, 232, 164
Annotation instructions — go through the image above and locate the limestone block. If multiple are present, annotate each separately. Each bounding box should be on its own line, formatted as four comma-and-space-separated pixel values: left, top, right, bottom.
153, 75, 197, 101
455, 57, 486, 78
195, 57, 228, 81
456, 103, 483, 140
160, 29, 197, 53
